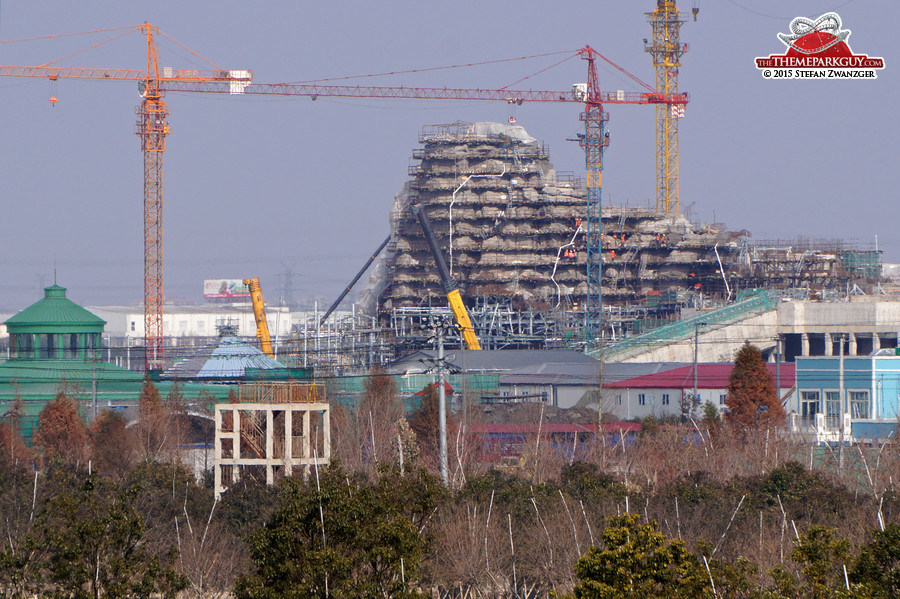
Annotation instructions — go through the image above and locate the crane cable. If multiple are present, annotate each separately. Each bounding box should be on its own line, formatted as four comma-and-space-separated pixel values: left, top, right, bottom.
725, 0, 858, 21
0, 24, 137, 45
2, 24, 226, 73
288, 49, 580, 85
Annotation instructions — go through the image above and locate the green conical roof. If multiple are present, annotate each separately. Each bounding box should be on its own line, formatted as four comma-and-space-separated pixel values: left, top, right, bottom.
5, 285, 106, 333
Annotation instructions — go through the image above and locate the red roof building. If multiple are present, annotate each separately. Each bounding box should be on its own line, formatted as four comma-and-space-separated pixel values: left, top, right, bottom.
603, 363, 795, 421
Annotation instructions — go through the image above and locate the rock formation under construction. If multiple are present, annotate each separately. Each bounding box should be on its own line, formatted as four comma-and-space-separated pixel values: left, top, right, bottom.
362, 121, 881, 345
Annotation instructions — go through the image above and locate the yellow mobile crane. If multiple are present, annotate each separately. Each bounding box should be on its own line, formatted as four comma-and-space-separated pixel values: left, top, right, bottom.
411, 204, 481, 351
243, 278, 275, 358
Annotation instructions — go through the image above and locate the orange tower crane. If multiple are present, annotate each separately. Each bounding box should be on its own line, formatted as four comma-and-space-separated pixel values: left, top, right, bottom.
0, 23, 251, 371
161, 46, 686, 342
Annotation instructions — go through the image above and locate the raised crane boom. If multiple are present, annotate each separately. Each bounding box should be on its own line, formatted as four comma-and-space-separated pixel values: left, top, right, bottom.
411, 204, 481, 351
243, 278, 275, 358
0, 23, 251, 372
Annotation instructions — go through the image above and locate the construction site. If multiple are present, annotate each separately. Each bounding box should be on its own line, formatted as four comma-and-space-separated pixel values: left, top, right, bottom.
275, 117, 880, 371
0, 4, 886, 375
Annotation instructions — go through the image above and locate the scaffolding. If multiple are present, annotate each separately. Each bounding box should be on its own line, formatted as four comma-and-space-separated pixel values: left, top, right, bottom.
213, 382, 330, 499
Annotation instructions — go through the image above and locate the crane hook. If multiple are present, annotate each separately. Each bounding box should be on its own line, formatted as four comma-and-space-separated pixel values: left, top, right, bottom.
49, 96, 58, 107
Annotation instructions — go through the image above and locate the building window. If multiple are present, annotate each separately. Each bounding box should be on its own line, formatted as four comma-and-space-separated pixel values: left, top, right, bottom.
197, 321, 205, 330
719, 393, 727, 406
801, 391, 820, 420
14, 334, 33, 359
662, 393, 670, 406
638, 393, 647, 406
179, 320, 188, 331
64, 333, 78, 359
616, 394, 622, 406
130, 321, 136, 332
541, 392, 548, 403
40, 333, 56, 358
849, 390, 870, 419
825, 391, 841, 427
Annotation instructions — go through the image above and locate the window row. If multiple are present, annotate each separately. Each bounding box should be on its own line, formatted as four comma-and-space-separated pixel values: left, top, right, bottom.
800, 389, 870, 420
10, 333, 101, 359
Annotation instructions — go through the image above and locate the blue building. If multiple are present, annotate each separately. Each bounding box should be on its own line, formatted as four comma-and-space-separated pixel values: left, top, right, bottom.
793, 351, 900, 443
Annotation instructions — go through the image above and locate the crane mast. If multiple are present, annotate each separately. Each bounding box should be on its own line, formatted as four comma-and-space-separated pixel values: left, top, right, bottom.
646, 0, 688, 216
578, 47, 609, 342
0, 23, 251, 372
138, 23, 168, 373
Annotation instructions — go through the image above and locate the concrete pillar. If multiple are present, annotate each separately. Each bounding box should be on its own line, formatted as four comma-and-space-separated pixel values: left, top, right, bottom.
801, 333, 810, 357
284, 409, 293, 477
849, 332, 857, 356
825, 332, 833, 356
266, 408, 274, 486
873, 333, 881, 351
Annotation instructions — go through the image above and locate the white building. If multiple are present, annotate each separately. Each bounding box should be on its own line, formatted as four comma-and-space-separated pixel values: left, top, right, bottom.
602, 363, 796, 421
86, 303, 293, 344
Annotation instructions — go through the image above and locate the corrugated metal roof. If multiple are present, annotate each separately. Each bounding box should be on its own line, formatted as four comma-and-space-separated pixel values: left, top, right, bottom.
391, 349, 600, 373
0, 358, 143, 386
498, 362, 691, 386
5, 285, 105, 329
167, 336, 285, 379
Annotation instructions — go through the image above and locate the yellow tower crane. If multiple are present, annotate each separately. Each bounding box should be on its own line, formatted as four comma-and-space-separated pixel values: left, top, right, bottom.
645, 1, 695, 215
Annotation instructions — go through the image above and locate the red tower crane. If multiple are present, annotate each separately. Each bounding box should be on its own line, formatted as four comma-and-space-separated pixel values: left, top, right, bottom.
161, 46, 687, 341
0, 23, 251, 371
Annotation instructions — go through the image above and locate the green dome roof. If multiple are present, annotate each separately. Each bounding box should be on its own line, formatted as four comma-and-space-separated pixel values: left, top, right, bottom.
5, 285, 106, 333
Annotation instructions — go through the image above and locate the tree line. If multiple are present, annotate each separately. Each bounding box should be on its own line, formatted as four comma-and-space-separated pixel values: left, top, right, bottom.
0, 353, 895, 597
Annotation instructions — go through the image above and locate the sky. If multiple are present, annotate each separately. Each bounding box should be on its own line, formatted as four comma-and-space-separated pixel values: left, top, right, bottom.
0, 0, 895, 312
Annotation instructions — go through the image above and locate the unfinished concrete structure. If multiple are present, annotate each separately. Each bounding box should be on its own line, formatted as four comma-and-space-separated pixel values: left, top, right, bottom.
213, 382, 330, 498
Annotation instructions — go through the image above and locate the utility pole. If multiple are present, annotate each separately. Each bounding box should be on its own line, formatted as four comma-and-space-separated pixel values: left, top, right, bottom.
437, 325, 449, 485
692, 322, 706, 417
838, 333, 845, 471
419, 316, 454, 485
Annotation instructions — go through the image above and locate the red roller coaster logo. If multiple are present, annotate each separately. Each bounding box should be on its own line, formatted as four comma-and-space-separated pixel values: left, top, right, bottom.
755, 12, 884, 79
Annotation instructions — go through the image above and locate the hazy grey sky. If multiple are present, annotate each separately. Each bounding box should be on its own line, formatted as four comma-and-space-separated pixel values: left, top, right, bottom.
0, 1, 895, 311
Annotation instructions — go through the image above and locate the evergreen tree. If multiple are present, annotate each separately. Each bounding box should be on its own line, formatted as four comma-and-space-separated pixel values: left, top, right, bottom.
850, 522, 900, 598
572, 513, 712, 598
39, 472, 186, 598
724, 342, 785, 430
234, 464, 435, 598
